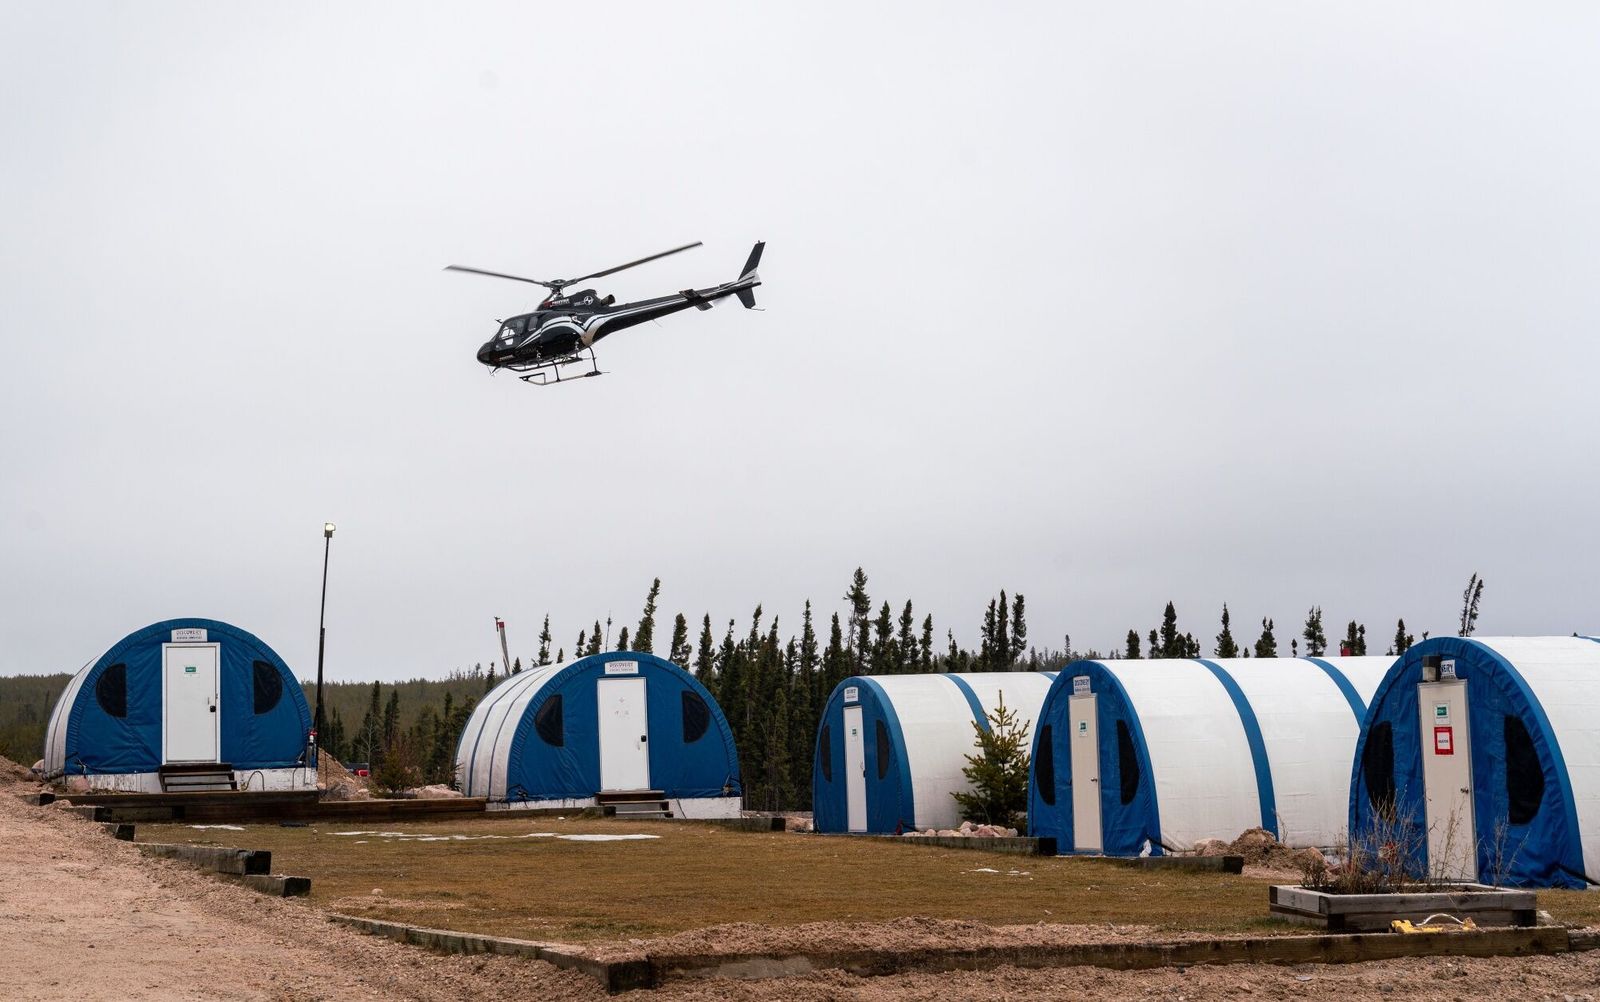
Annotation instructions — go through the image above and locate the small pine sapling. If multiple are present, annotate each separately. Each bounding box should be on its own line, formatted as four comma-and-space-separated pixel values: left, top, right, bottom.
951, 693, 1032, 829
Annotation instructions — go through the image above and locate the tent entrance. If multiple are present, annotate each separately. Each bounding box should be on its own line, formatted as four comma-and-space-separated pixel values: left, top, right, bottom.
844, 704, 867, 832
598, 677, 651, 791
1069, 693, 1101, 851
162, 643, 220, 763
1418, 679, 1476, 880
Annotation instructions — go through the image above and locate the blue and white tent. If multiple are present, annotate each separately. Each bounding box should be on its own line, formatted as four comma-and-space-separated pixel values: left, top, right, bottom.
1030, 657, 1392, 855
454, 651, 742, 816
812, 672, 1056, 834
42, 618, 313, 793
1350, 636, 1600, 889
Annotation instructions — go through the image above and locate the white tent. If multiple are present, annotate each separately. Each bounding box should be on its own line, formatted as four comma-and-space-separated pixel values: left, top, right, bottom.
812, 671, 1056, 833
1029, 656, 1392, 854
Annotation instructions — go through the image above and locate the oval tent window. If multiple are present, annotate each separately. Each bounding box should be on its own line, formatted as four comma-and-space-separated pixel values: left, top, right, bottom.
681, 690, 711, 743
95, 663, 128, 719
535, 694, 564, 746
1035, 723, 1055, 806
252, 660, 283, 715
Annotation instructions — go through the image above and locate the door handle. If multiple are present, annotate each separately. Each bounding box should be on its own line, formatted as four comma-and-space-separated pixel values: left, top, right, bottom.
640, 735, 647, 743
209, 706, 217, 713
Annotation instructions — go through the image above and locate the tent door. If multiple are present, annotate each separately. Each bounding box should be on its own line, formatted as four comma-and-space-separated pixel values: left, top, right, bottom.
1418, 679, 1476, 880
844, 704, 867, 832
1069, 694, 1102, 852
598, 677, 651, 790
163, 644, 220, 763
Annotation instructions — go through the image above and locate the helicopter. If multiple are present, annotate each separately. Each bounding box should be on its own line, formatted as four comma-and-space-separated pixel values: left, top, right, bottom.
447, 240, 763, 385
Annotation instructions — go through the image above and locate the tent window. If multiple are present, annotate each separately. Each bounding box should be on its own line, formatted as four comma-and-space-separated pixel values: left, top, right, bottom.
1363, 721, 1396, 818
95, 663, 127, 718
1035, 724, 1055, 805
1117, 720, 1140, 805
534, 694, 564, 746
1505, 715, 1544, 826
252, 660, 283, 714
681, 690, 710, 743
875, 719, 891, 780
820, 725, 833, 782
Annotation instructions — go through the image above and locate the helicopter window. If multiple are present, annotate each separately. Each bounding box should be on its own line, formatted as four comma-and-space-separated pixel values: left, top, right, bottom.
498, 318, 525, 341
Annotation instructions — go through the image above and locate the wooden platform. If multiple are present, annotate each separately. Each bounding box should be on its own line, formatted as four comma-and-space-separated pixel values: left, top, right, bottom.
54, 789, 488, 824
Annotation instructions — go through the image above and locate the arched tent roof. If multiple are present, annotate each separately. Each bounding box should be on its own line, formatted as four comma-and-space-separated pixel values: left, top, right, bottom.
454, 651, 740, 803
812, 671, 1056, 834
1029, 656, 1391, 854
1350, 636, 1600, 889
43, 618, 310, 776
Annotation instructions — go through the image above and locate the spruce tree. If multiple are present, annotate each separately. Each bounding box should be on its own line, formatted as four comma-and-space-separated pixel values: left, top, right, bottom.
575, 629, 587, 658
1011, 594, 1028, 667
511, 656, 522, 675
844, 568, 872, 676
1215, 604, 1239, 658
950, 692, 1032, 829
1342, 620, 1367, 656
822, 612, 848, 698
586, 621, 603, 656
537, 615, 552, 666
896, 601, 917, 673
799, 602, 820, 714
633, 577, 661, 654
1254, 618, 1277, 658
919, 614, 935, 672
694, 615, 717, 690
979, 599, 998, 669
995, 590, 1012, 667
484, 662, 496, 692
556, 648, 564, 664
668, 613, 691, 668
1391, 619, 1415, 656
616, 626, 631, 653
1158, 602, 1180, 658
1459, 573, 1485, 637
1148, 628, 1159, 660
1302, 606, 1327, 656
1125, 629, 1141, 659
871, 601, 897, 675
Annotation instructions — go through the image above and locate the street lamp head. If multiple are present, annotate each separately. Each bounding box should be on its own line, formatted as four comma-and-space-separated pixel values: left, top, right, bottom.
323, 522, 336, 538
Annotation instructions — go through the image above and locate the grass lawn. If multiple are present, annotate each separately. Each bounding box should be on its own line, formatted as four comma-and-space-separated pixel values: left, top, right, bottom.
136, 817, 1600, 944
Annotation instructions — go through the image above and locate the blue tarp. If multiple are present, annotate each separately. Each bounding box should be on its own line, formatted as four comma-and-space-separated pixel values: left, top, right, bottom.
59, 618, 309, 774
498, 652, 741, 802
1349, 638, 1587, 889
1027, 661, 1163, 855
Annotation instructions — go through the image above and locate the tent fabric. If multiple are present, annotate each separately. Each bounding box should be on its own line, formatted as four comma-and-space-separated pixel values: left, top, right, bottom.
812, 671, 1054, 834
1030, 656, 1392, 855
453, 651, 741, 803
1350, 637, 1600, 889
42, 618, 310, 776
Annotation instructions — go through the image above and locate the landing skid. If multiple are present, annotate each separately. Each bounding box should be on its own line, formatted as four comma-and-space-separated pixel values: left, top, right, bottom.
510, 347, 603, 387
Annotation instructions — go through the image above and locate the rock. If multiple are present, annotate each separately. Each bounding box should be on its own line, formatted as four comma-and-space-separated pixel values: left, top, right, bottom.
323, 779, 373, 802
65, 776, 90, 794
407, 784, 463, 800
31, 759, 44, 773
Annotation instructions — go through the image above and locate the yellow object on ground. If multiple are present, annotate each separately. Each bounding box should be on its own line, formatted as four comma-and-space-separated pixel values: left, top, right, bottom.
1391, 915, 1478, 934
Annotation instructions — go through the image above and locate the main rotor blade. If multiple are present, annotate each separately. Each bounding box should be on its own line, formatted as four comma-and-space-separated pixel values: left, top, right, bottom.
444, 264, 560, 289
561, 241, 702, 286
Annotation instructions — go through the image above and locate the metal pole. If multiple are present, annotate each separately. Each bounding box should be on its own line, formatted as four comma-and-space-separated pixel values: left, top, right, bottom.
314, 529, 332, 767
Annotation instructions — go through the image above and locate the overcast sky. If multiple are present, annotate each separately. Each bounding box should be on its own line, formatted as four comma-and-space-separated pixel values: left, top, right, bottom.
4, 3, 1598, 681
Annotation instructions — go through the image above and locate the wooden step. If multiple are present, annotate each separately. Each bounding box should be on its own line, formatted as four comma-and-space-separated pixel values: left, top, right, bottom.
159, 763, 237, 793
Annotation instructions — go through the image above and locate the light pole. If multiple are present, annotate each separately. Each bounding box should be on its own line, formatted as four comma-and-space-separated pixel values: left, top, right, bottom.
314, 522, 336, 768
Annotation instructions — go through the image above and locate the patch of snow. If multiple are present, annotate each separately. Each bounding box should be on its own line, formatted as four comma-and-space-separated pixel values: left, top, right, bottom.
187, 824, 246, 831
556, 834, 660, 842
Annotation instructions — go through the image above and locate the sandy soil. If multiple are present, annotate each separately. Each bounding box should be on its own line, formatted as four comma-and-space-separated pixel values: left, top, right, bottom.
5, 758, 1600, 1000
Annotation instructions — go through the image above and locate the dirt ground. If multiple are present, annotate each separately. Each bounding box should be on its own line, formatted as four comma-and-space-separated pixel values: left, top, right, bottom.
5, 762, 1600, 1000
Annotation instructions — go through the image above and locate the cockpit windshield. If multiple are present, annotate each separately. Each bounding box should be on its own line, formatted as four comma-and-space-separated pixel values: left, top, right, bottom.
495, 317, 527, 342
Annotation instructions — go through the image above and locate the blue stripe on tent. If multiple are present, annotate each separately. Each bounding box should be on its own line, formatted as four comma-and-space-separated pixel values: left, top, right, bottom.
858, 676, 918, 832
1043, 672, 1059, 680
1304, 657, 1368, 722
1583, 637, 1600, 646
1468, 641, 1589, 883
1194, 658, 1278, 838
941, 674, 990, 733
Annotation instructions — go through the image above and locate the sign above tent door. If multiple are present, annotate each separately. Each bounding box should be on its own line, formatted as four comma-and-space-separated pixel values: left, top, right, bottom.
598, 677, 651, 791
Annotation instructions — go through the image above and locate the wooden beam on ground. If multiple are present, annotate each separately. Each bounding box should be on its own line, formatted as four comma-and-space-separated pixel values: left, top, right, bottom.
860, 834, 1056, 856
136, 842, 271, 875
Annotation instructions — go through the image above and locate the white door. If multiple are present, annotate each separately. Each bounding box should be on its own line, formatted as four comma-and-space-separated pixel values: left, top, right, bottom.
844, 705, 868, 833
598, 678, 651, 790
163, 645, 220, 763
1418, 680, 1477, 880
1069, 694, 1101, 852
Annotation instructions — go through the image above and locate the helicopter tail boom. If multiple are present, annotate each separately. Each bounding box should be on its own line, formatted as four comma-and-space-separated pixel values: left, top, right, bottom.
735, 241, 763, 309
